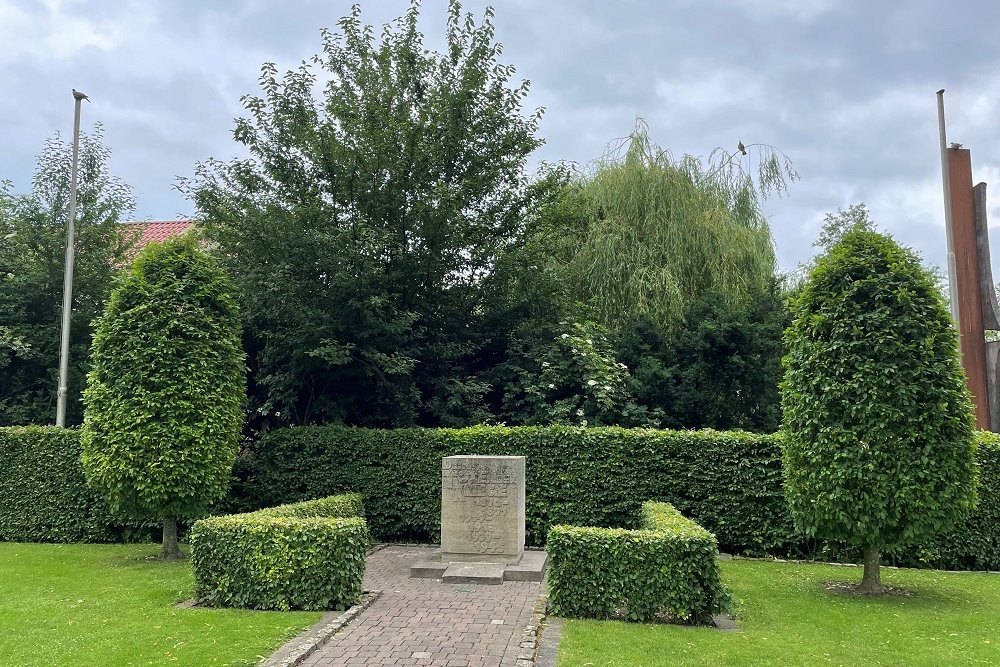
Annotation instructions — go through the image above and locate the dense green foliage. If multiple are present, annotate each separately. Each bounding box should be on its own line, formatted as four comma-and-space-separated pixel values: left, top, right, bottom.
617, 282, 788, 432
237, 425, 1000, 569
0, 543, 321, 667
180, 1, 789, 433
547, 502, 729, 623
0, 426, 148, 542
187, 1, 548, 429
81, 236, 245, 550
931, 432, 1000, 569
190, 495, 368, 611
2, 421, 995, 569
255, 492, 364, 520
0, 126, 135, 426
1, 7, 792, 435
781, 231, 977, 575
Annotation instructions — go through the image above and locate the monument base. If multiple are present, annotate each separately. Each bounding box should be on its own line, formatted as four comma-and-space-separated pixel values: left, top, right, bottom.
409, 548, 548, 583
440, 549, 523, 565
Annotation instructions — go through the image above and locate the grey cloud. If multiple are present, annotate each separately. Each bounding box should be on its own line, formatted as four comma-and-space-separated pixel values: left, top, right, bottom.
4, 0, 1000, 275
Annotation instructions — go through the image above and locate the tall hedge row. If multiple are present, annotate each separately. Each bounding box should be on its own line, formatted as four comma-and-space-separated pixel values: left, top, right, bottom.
4, 424, 999, 571
242, 425, 1000, 570
0, 427, 149, 542
244, 426, 797, 554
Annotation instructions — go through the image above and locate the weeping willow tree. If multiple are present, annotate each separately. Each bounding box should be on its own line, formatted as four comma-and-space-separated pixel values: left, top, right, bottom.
555, 122, 796, 331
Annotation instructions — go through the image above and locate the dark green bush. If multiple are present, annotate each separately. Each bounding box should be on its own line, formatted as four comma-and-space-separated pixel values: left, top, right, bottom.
547, 502, 729, 623
236, 425, 1000, 569
0, 426, 150, 542
190, 494, 368, 611
617, 283, 788, 434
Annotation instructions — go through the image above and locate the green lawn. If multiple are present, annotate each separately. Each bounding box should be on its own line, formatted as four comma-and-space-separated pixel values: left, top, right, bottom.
557, 559, 1000, 667
0, 543, 321, 667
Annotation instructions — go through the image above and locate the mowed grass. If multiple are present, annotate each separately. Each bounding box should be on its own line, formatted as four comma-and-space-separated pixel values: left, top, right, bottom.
557, 559, 1000, 667
0, 543, 321, 667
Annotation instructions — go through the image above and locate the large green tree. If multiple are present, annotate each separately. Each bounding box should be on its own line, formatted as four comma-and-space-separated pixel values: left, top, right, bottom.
781, 230, 977, 594
186, 1, 547, 428
0, 125, 135, 425
486, 127, 794, 430
542, 122, 795, 333
81, 235, 245, 559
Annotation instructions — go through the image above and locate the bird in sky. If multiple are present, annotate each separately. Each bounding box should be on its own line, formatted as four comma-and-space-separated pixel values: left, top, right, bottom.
72, 89, 90, 102
738, 140, 747, 156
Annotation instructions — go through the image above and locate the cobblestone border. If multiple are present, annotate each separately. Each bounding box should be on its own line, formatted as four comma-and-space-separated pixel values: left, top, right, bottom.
515, 592, 549, 667
261, 590, 382, 667
533, 614, 562, 667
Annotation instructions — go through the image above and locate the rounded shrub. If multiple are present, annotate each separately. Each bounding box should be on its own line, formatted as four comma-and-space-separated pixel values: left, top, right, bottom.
81, 234, 245, 559
781, 229, 977, 593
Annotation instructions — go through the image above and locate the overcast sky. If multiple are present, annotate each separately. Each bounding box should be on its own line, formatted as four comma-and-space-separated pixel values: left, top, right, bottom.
3, 0, 1000, 274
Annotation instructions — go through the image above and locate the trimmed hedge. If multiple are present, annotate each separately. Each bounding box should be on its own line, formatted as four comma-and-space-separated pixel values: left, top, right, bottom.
547, 502, 729, 623
925, 431, 1000, 570
237, 426, 1000, 570
190, 494, 368, 611
242, 425, 795, 555
256, 493, 365, 519
0, 427, 149, 542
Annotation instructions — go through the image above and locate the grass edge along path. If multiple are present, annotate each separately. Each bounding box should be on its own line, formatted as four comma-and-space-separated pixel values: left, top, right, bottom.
0, 543, 322, 667
557, 559, 1000, 667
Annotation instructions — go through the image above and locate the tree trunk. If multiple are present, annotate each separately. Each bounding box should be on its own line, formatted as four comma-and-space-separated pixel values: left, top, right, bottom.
858, 547, 884, 595
160, 518, 185, 561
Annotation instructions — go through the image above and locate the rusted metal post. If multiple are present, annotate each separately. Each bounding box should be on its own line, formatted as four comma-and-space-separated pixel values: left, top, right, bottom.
973, 183, 1000, 431
947, 147, 991, 430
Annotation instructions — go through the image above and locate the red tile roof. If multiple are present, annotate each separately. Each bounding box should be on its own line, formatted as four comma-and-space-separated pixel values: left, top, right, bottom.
125, 220, 195, 249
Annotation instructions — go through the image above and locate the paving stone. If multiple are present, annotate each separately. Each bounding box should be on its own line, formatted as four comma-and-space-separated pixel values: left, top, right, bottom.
300, 545, 543, 666
713, 613, 740, 631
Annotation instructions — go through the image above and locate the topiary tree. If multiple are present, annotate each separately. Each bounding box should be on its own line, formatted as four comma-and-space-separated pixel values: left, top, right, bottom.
781, 229, 977, 595
81, 234, 245, 559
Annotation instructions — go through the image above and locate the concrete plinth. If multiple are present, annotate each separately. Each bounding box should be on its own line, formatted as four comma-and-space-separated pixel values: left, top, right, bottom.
441, 455, 526, 564
441, 562, 505, 585
409, 548, 548, 583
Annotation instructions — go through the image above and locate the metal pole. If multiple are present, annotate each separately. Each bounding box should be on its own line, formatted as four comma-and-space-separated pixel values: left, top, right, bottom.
938, 89, 960, 322
55, 90, 85, 427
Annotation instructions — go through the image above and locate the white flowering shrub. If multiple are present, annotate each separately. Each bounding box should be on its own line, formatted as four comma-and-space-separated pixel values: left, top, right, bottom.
520, 319, 658, 426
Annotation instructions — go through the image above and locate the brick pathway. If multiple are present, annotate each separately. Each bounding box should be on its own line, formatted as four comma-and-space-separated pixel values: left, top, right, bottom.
299, 545, 543, 667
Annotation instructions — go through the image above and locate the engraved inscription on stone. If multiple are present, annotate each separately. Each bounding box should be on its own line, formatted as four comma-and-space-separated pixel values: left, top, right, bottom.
441, 455, 525, 564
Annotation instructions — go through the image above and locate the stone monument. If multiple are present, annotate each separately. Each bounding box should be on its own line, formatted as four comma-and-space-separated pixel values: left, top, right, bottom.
410, 455, 546, 584
441, 455, 525, 564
